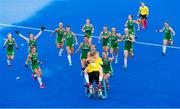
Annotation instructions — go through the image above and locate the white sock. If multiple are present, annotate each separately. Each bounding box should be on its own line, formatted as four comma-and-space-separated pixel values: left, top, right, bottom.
99, 76, 103, 82
124, 58, 127, 67
115, 54, 118, 59
34, 74, 38, 78
163, 46, 166, 53
59, 48, 64, 54
7, 59, 11, 65
84, 74, 90, 83
67, 55, 72, 65
37, 77, 43, 85
111, 54, 114, 58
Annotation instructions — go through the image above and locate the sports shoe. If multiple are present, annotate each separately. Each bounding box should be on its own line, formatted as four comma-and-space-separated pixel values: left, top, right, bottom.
40, 84, 45, 88
85, 83, 91, 87
32, 74, 37, 80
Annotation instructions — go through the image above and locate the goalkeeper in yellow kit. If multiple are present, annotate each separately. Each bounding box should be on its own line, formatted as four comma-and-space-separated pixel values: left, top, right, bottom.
138, 2, 149, 29
84, 45, 104, 89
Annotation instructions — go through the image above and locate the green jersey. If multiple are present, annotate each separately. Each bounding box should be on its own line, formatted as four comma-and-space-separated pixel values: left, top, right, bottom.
102, 31, 110, 46
29, 39, 36, 47
28, 39, 37, 53
83, 24, 93, 38
109, 33, 118, 49
56, 28, 65, 43
6, 38, 15, 55
124, 35, 133, 51
127, 20, 135, 35
163, 27, 172, 40
64, 32, 74, 47
6, 38, 15, 51
102, 58, 113, 75
29, 52, 39, 72
81, 43, 90, 59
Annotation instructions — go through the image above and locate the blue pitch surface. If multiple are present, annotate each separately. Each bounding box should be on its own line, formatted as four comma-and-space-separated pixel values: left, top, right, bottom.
0, 0, 180, 108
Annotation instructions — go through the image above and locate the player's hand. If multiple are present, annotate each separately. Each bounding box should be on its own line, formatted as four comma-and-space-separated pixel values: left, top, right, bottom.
15, 31, 20, 35
40, 26, 46, 31
25, 64, 28, 67
156, 30, 159, 32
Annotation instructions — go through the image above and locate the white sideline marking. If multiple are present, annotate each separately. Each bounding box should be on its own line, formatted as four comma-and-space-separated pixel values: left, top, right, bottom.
0, 23, 180, 50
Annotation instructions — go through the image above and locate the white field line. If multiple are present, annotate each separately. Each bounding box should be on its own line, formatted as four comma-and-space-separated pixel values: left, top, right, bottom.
0, 23, 180, 50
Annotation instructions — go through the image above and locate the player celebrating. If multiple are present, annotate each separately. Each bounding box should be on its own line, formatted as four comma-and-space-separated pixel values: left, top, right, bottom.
109, 27, 122, 64
76, 35, 91, 73
63, 25, 78, 66
156, 22, 176, 56
138, 2, 149, 29
125, 14, 139, 37
118, 28, 135, 69
3, 33, 18, 66
25, 46, 45, 88
84, 47, 104, 90
102, 51, 113, 90
15, 26, 45, 53
51, 22, 65, 56
98, 25, 110, 53
82, 18, 94, 43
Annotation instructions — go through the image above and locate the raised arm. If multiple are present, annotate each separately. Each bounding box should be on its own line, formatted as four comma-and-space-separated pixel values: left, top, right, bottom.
2, 39, 8, 47
34, 26, 45, 40
34, 30, 42, 40
18, 33, 29, 42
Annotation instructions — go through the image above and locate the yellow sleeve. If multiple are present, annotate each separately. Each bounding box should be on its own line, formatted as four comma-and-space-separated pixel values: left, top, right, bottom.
98, 57, 103, 65
146, 6, 149, 16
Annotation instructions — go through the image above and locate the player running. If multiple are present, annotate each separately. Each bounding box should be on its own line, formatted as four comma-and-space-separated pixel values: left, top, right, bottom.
98, 25, 110, 53
109, 27, 122, 64
25, 46, 45, 88
15, 26, 45, 53
118, 28, 135, 69
63, 25, 78, 66
125, 14, 139, 37
76, 35, 91, 73
102, 51, 113, 91
82, 18, 94, 43
51, 22, 65, 56
137, 2, 149, 29
156, 22, 175, 56
2, 33, 18, 66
